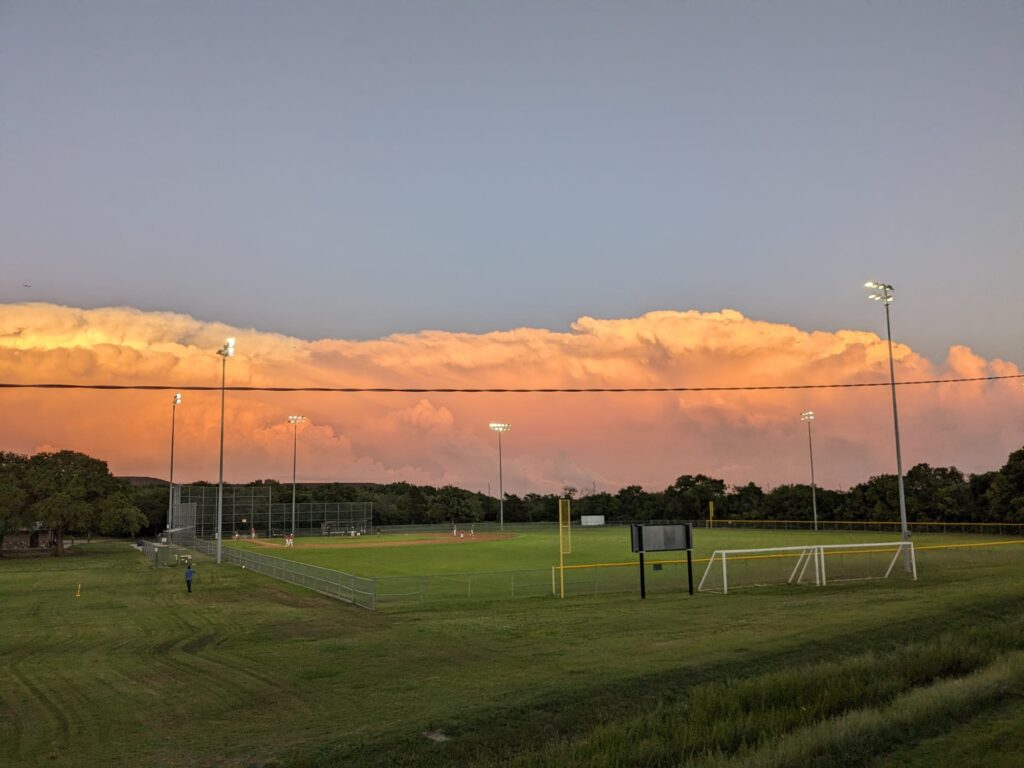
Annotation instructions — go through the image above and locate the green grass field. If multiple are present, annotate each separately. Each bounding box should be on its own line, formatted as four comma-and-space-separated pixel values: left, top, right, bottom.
227, 526, 1024, 608
2, 529, 1023, 768
229, 526, 917, 573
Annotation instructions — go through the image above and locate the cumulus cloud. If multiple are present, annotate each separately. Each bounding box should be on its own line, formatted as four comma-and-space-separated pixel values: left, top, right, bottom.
0, 302, 1020, 492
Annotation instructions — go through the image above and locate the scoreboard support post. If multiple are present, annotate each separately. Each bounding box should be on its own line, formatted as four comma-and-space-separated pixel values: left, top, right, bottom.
631, 523, 694, 600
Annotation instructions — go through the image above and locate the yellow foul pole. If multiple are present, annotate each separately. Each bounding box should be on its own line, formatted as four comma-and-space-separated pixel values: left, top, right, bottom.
558, 498, 569, 598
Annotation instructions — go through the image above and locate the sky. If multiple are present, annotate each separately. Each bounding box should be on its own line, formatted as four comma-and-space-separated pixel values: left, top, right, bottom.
1, 2, 1022, 492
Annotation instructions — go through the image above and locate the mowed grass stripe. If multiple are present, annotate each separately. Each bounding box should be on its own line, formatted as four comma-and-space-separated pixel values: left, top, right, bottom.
283, 597, 1024, 768
3, 538, 1023, 768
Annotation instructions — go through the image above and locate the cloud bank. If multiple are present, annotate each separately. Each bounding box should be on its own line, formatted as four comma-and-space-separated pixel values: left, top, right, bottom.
0, 303, 1020, 493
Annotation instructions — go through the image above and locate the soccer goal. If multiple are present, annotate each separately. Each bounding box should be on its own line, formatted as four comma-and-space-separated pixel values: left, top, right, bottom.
697, 541, 916, 594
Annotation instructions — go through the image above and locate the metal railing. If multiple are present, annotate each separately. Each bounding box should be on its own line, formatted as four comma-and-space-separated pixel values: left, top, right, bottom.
166, 533, 376, 610
140, 540, 159, 562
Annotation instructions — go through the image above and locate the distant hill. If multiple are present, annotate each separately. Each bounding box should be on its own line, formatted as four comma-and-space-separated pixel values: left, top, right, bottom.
120, 476, 167, 487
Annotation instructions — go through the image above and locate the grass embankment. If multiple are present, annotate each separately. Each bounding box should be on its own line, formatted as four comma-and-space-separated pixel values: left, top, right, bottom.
1, 541, 1022, 767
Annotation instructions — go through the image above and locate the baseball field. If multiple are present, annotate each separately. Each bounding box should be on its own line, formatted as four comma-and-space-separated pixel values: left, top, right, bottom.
2, 527, 1024, 767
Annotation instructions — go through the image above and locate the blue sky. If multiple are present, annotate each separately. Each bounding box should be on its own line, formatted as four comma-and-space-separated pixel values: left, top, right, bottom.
2, 1, 1022, 365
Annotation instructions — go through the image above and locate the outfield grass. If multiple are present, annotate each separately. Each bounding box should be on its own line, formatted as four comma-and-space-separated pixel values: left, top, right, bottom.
226, 527, 1024, 608
227, 525, 1016, 575
2, 535, 1023, 768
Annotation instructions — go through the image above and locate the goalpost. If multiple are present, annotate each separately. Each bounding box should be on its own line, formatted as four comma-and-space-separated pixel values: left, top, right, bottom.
698, 541, 916, 594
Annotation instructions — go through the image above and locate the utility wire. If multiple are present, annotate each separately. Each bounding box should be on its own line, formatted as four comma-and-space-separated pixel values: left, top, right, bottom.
0, 373, 1021, 393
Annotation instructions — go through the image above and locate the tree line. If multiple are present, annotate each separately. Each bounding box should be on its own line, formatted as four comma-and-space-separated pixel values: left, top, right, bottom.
1, 450, 147, 555
124, 445, 1024, 532
4, 446, 1022, 550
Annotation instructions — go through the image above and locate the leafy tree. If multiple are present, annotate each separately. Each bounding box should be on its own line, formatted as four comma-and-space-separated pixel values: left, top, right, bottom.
129, 484, 172, 534
616, 485, 660, 521
521, 493, 554, 522
25, 451, 142, 555
426, 485, 483, 524
724, 482, 765, 519
0, 452, 30, 554
839, 475, 902, 524
905, 464, 973, 522
663, 475, 727, 520
763, 484, 815, 521
968, 471, 997, 520
98, 491, 147, 537
501, 493, 525, 522
984, 448, 1024, 522
575, 492, 621, 521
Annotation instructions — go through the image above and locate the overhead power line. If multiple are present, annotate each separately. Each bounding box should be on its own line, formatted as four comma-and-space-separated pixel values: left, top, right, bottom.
0, 373, 1021, 393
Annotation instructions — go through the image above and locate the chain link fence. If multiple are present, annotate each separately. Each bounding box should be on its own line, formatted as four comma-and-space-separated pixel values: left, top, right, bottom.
162, 529, 376, 610
173, 485, 372, 539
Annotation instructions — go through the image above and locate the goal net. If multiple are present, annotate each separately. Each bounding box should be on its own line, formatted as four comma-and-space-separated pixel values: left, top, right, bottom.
698, 541, 916, 594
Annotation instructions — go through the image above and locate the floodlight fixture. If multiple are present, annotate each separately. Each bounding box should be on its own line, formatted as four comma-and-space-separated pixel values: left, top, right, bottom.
167, 392, 183, 529
489, 422, 511, 530
862, 279, 910, 561
215, 337, 236, 563
800, 411, 819, 531
288, 416, 306, 534
864, 282, 894, 304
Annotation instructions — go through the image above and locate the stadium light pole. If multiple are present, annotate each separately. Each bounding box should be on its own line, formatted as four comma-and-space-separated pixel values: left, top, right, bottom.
215, 337, 235, 564
288, 416, 305, 535
800, 411, 818, 532
489, 422, 511, 531
167, 393, 182, 531
865, 282, 911, 563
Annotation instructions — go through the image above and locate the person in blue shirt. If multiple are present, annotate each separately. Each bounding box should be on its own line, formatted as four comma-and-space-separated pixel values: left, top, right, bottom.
185, 564, 195, 593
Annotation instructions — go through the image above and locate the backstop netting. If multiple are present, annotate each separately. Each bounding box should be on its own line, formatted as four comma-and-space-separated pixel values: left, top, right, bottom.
268, 502, 373, 537
698, 541, 916, 594
172, 485, 372, 539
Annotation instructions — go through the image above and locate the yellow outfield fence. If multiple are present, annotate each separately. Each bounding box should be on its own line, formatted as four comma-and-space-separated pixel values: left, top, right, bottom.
711, 519, 1024, 533
555, 539, 1024, 572
915, 539, 1024, 552
552, 539, 1024, 596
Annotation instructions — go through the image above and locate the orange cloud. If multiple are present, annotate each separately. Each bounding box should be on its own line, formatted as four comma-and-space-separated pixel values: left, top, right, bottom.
0, 302, 1020, 493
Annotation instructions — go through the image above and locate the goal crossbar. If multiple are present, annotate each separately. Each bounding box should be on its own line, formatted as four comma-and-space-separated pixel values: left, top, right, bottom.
698, 541, 916, 594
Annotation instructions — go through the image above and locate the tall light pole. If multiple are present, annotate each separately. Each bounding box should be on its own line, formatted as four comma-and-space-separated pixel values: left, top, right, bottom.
168, 393, 181, 531
800, 411, 818, 532
865, 282, 910, 556
489, 422, 511, 531
288, 415, 305, 535
215, 337, 235, 564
